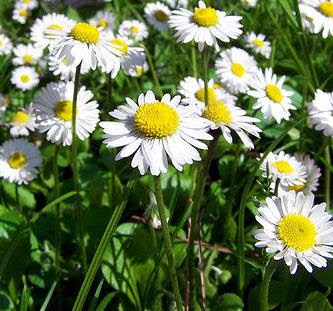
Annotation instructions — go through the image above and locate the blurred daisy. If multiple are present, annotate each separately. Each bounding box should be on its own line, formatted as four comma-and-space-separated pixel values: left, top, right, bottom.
12, 44, 43, 66
33, 81, 100, 146
215, 47, 258, 94
144, 2, 171, 32
11, 66, 39, 91
254, 191, 333, 274
119, 20, 149, 41
248, 68, 295, 124
17, 0, 38, 9
169, 0, 243, 51
241, 0, 258, 8
0, 138, 42, 185
10, 103, 36, 137
100, 90, 212, 175
13, 3, 29, 24
308, 89, 333, 136
260, 151, 308, 187
127, 61, 149, 78
244, 32, 271, 59
0, 94, 8, 117
89, 10, 115, 31
164, 0, 189, 9
31, 13, 75, 49
0, 34, 13, 55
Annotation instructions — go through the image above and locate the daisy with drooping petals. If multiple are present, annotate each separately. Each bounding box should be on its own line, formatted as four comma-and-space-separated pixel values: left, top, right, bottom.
0, 34, 13, 56
0, 138, 42, 185
215, 47, 258, 94
127, 61, 149, 78
248, 68, 295, 124
144, 2, 171, 32
10, 103, 36, 137
13, 3, 29, 24
254, 191, 333, 274
17, 0, 38, 10
11, 66, 39, 91
244, 32, 271, 59
119, 20, 149, 41
12, 44, 43, 66
100, 90, 213, 176
33, 82, 100, 146
169, 0, 243, 52
308, 89, 333, 136
260, 151, 308, 187
89, 10, 115, 31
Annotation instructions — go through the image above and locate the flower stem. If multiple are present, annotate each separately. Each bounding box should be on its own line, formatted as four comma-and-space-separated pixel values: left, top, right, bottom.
144, 45, 162, 98
153, 175, 183, 311
191, 43, 197, 78
260, 260, 278, 311
325, 143, 331, 209
15, 183, 21, 212
53, 145, 61, 272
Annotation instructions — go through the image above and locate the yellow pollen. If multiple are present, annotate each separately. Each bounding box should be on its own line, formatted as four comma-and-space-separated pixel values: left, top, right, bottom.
272, 160, 294, 174
0, 39, 3, 47
154, 10, 169, 22
319, 2, 333, 17
134, 101, 179, 138
62, 57, 68, 65
23, 54, 33, 64
266, 84, 283, 103
135, 65, 143, 76
21, 0, 31, 3
252, 38, 265, 47
19, 9, 28, 17
12, 111, 29, 124
8, 152, 27, 169
97, 19, 108, 28
110, 38, 128, 55
278, 214, 316, 252
202, 100, 232, 125
195, 87, 216, 104
231, 63, 246, 77
213, 83, 220, 89
70, 23, 100, 44
55, 100, 76, 121
288, 182, 306, 192
131, 26, 140, 33
20, 74, 30, 83
193, 7, 218, 27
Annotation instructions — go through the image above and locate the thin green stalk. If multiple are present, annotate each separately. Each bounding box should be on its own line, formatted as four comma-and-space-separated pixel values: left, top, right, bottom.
15, 184, 21, 212
325, 143, 331, 209
106, 74, 113, 114
191, 44, 197, 78
144, 45, 162, 98
71, 62, 87, 272
53, 145, 61, 272
260, 260, 279, 311
274, 178, 280, 197
153, 175, 183, 311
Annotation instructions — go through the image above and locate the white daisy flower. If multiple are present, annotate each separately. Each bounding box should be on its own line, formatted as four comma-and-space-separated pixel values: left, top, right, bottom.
33, 81, 100, 146
144, 2, 171, 32
254, 191, 333, 274
100, 90, 213, 176
248, 68, 295, 124
168, 0, 243, 52
10, 103, 36, 137
0, 34, 13, 56
244, 32, 271, 59
119, 20, 149, 41
31, 13, 75, 50
0, 138, 42, 185
164, 0, 189, 9
12, 43, 43, 66
17, 0, 38, 10
89, 10, 115, 31
126, 61, 149, 78
215, 47, 258, 94
11, 66, 39, 91
13, 3, 29, 24
308, 89, 333, 136
241, 0, 258, 8
260, 151, 308, 187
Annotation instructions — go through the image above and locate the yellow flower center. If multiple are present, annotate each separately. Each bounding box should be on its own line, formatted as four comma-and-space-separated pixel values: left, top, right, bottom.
193, 7, 218, 27
8, 152, 27, 169
135, 65, 143, 76
55, 100, 76, 121
272, 160, 294, 174
278, 214, 316, 252
134, 101, 179, 138
195, 87, 216, 104
231, 63, 246, 77
266, 84, 283, 103
131, 25, 140, 33
252, 38, 265, 47
213, 83, 221, 89
70, 23, 100, 44
21, 0, 30, 3
97, 19, 108, 28
288, 182, 306, 192
202, 101, 232, 125
319, 2, 333, 17
110, 38, 128, 55
19, 9, 28, 17
20, 74, 30, 83
23, 54, 33, 64
154, 10, 169, 22
0, 39, 3, 47
12, 111, 29, 124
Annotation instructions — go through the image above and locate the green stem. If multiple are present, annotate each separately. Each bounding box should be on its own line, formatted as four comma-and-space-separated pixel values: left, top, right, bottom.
15, 184, 21, 212
153, 175, 183, 311
144, 45, 162, 98
325, 143, 331, 209
191, 44, 197, 78
53, 146, 61, 272
274, 178, 280, 197
260, 260, 279, 311
106, 74, 112, 114
71, 62, 87, 272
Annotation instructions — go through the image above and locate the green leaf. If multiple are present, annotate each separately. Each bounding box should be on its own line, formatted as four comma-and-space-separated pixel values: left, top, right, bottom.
278, 0, 298, 29
0, 292, 14, 310
213, 293, 244, 311
300, 291, 333, 311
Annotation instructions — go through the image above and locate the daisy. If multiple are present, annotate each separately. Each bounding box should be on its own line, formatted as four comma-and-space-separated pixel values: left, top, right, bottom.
10, 103, 36, 137
0, 94, 8, 118
308, 89, 333, 136
30, 13, 75, 49
244, 32, 271, 59
168, 0, 243, 52
248, 68, 295, 124
11, 66, 39, 91
127, 61, 149, 78
241, 0, 258, 8
33, 81, 100, 146
254, 191, 333, 274
164, 0, 189, 9
12, 44, 43, 66
119, 20, 149, 41
13, 3, 29, 24
260, 151, 308, 187
89, 10, 115, 31
0, 34, 13, 55
144, 2, 171, 32
17, 0, 38, 10
100, 90, 213, 176
215, 47, 258, 94
0, 138, 42, 185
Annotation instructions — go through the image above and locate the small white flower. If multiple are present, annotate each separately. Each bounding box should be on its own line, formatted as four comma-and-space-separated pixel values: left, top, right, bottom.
17, 0, 38, 10
12, 43, 43, 66
10, 103, 36, 137
0, 34, 13, 55
119, 20, 149, 41
126, 61, 149, 77
244, 32, 271, 59
11, 66, 39, 91
164, 0, 189, 9
144, 2, 171, 32
89, 10, 115, 31
0, 94, 8, 118
241, 0, 258, 8
13, 3, 29, 24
